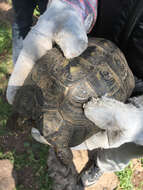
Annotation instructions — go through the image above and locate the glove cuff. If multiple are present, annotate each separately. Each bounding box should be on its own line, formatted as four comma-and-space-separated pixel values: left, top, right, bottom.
61, 0, 98, 33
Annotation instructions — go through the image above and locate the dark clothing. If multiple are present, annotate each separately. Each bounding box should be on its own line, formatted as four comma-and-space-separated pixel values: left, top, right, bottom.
12, 0, 143, 78
120, 1, 143, 79
91, 0, 143, 79
12, 0, 48, 38
90, 0, 122, 40
11, 0, 48, 64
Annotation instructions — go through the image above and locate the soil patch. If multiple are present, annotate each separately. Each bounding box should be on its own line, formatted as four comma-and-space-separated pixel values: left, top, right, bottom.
0, 2, 13, 24
131, 159, 143, 189
0, 117, 50, 190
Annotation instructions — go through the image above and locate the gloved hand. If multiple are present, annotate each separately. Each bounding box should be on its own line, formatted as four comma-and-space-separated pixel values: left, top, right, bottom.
7, 0, 98, 104
81, 96, 143, 150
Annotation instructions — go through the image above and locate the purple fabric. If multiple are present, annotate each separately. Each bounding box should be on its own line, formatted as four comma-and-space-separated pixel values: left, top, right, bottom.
62, 0, 98, 31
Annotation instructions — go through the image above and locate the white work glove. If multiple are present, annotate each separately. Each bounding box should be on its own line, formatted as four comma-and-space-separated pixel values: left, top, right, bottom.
72, 96, 143, 151
7, 0, 98, 104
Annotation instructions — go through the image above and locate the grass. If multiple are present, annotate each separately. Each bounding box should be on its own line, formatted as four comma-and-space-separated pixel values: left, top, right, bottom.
0, 143, 52, 190
116, 163, 133, 190
0, 98, 12, 135
0, 21, 52, 189
0, 22, 12, 135
141, 158, 143, 167
0, 23, 12, 54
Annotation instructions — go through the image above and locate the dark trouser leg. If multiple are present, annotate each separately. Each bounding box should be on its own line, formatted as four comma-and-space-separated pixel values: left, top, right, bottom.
12, 23, 23, 65
12, 0, 36, 65
97, 143, 143, 172
36, 0, 49, 15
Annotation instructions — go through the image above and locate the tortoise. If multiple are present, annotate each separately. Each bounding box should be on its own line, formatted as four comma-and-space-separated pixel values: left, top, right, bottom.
12, 38, 135, 167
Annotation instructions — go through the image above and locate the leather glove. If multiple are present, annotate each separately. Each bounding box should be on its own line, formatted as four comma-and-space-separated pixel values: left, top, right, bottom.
72, 96, 143, 151
7, 0, 98, 104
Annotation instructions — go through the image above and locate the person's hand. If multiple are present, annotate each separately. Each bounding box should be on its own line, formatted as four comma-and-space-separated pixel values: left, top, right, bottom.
7, 0, 97, 105
83, 96, 143, 149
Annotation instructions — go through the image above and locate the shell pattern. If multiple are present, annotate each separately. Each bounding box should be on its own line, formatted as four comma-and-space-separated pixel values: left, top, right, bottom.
13, 38, 135, 166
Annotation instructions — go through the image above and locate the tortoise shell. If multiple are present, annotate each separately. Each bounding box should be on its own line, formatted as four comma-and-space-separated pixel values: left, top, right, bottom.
13, 38, 135, 165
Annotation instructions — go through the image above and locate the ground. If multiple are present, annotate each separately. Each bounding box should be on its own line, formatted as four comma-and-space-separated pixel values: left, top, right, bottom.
0, 1, 143, 190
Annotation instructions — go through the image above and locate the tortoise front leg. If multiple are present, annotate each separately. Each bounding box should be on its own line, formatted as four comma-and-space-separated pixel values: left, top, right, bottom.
53, 124, 74, 166
47, 123, 76, 177
42, 111, 74, 167
48, 122, 74, 168
32, 118, 75, 174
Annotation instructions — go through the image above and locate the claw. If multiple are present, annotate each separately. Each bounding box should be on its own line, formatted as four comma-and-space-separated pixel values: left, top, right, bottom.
64, 163, 78, 177
56, 147, 73, 166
